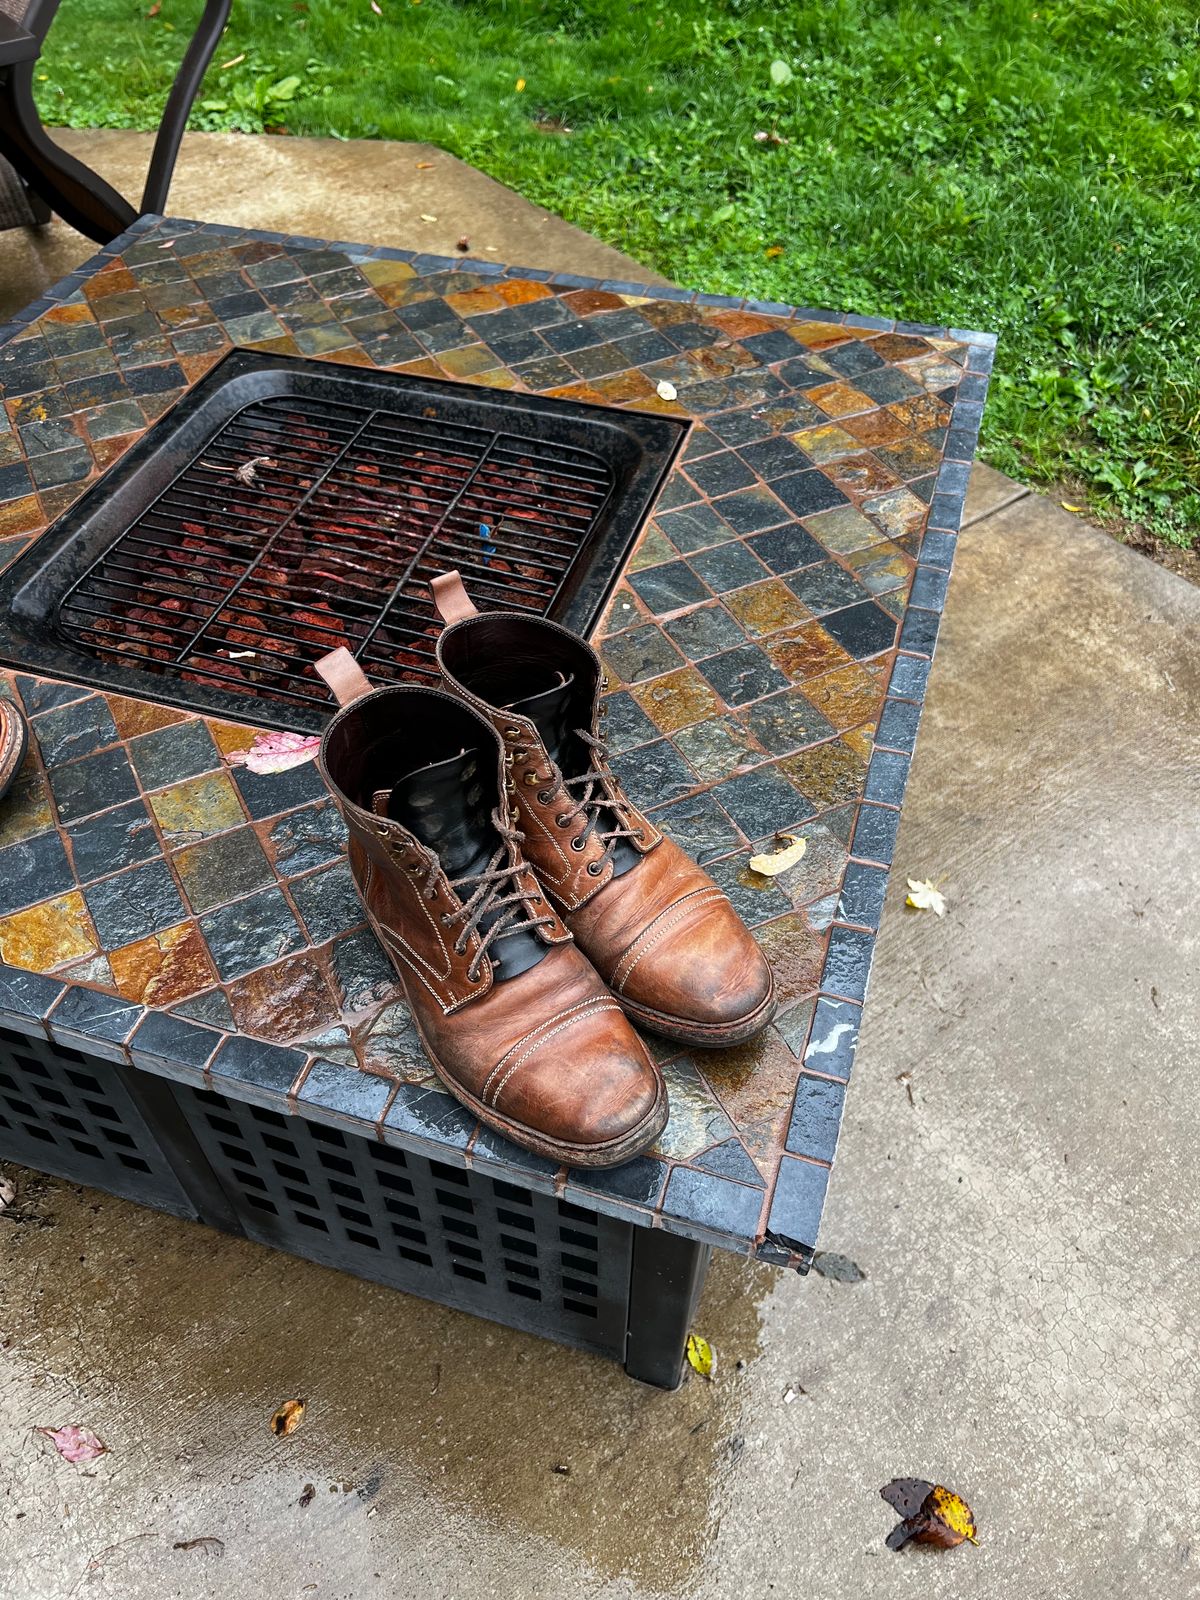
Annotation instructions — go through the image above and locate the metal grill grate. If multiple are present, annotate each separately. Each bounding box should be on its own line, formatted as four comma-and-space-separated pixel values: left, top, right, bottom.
0, 352, 684, 732
175, 1085, 632, 1356
0, 1023, 195, 1217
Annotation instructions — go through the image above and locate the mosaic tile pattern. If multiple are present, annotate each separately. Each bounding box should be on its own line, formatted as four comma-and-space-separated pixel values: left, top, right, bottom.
0, 216, 993, 1266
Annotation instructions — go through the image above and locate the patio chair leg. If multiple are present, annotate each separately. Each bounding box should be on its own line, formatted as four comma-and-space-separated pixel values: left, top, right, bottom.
624, 1227, 712, 1389
140, 0, 232, 216
0, 62, 135, 243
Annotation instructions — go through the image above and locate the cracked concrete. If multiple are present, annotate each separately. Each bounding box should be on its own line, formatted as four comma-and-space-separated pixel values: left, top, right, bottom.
2, 137, 1199, 1600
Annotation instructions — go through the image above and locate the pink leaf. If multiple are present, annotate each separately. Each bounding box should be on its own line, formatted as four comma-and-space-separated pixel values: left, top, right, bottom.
37, 1423, 109, 1464
226, 731, 322, 776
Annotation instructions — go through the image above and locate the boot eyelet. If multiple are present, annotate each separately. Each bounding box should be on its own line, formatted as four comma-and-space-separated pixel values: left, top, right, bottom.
503, 726, 521, 740
634, 828, 646, 841
536, 788, 553, 805
570, 836, 585, 852
586, 860, 603, 876
555, 814, 570, 828
522, 772, 541, 787
513, 748, 528, 761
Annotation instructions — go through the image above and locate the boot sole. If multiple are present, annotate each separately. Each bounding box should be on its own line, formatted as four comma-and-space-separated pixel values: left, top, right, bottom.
407, 1008, 670, 1170
616, 980, 778, 1051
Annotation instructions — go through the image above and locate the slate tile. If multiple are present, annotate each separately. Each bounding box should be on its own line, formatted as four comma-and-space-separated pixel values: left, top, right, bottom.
66, 798, 159, 880
130, 1010, 222, 1084
772, 470, 850, 518
289, 860, 365, 945
627, 560, 711, 615
208, 1035, 306, 1108
698, 644, 789, 707
688, 541, 771, 594
746, 524, 826, 575
648, 790, 742, 864
820, 599, 898, 659
0, 832, 74, 915
48, 745, 138, 822
662, 1165, 762, 1242
199, 886, 305, 980
663, 603, 746, 659
785, 561, 866, 616
32, 695, 119, 767
837, 862, 887, 929
232, 759, 327, 820
84, 859, 186, 946
128, 718, 220, 790
764, 1156, 829, 1258
607, 738, 697, 811
174, 826, 274, 913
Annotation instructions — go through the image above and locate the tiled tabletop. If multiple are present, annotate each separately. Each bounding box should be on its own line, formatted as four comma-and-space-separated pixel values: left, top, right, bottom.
0, 216, 992, 1266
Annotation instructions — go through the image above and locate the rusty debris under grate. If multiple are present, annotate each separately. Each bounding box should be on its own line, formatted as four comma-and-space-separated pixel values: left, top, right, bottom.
0, 352, 684, 731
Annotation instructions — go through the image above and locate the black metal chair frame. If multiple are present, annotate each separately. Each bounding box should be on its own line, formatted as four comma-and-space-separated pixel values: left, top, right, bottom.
0, 0, 231, 243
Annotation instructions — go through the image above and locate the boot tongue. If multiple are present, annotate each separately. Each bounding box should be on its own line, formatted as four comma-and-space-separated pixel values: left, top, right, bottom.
377, 749, 546, 981
506, 673, 640, 881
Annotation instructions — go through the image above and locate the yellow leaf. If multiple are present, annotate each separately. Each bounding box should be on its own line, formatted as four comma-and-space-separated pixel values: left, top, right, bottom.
218, 53, 245, 70
270, 1398, 306, 1437
905, 877, 946, 916
927, 1484, 979, 1545
749, 833, 807, 877
1060, 501, 1085, 513
515, 77, 526, 92
765, 244, 784, 258
419, 213, 438, 223
685, 1333, 713, 1379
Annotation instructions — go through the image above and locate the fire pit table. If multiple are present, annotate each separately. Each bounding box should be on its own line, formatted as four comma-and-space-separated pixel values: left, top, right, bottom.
0, 216, 992, 1386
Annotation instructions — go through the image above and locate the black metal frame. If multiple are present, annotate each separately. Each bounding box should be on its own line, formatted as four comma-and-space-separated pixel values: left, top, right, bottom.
0, 0, 232, 242
0, 1019, 707, 1389
0, 350, 685, 732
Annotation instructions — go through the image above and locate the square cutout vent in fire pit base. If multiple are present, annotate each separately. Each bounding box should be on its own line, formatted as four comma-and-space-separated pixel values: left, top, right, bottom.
0, 351, 685, 732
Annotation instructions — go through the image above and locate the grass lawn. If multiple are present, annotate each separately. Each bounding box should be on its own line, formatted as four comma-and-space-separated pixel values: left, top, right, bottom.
35, 0, 1200, 548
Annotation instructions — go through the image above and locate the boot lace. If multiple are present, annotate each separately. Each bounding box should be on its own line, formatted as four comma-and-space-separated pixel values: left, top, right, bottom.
422, 811, 556, 983
552, 729, 643, 873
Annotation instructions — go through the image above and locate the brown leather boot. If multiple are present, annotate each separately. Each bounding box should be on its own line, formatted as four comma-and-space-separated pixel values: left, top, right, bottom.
430, 574, 776, 1049
316, 649, 667, 1167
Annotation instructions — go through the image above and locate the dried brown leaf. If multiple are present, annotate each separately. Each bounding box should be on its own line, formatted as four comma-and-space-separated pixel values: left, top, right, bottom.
271, 1398, 306, 1437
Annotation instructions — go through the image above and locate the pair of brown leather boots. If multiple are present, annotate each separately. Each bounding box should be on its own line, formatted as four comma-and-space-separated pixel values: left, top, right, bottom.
317, 573, 775, 1169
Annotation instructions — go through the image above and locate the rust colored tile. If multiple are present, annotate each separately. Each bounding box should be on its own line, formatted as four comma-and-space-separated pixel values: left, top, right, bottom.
789, 321, 854, 351
320, 347, 376, 368
878, 432, 942, 478
175, 351, 222, 385
227, 950, 342, 1042
42, 302, 96, 327
751, 913, 827, 1006
843, 540, 912, 592
908, 354, 964, 389
779, 736, 868, 809
840, 724, 875, 761
788, 424, 860, 464
703, 309, 787, 338
39, 482, 92, 520
107, 694, 186, 740
691, 342, 758, 379
238, 333, 300, 358
724, 580, 810, 638
545, 381, 611, 405
92, 433, 138, 470
374, 280, 435, 310
561, 288, 626, 314
765, 621, 853, 683
887, 394, 953, 432
157, 302, 217, 332
206, 718, 258, 758
493, 278, 553, 307
841, 407, 912, 448
149, 770, 246, 840
83, 266, 139, 299
630, 666, 722, 733
0, 495, 45, 537
700, 1024, 801, 1170
590, 370, 657, 404
807, 382, 876, 420
0, 890, 97, 971
437, 344, 502, 378
110, 920, 216, 1006
639, 299, 697, 329
360, 258, 418, 289
868, 333, 934, 362
798, 662, 882, 731
823, 452, 899, 497
390, 357, 445, 379
444, 286, 506, 317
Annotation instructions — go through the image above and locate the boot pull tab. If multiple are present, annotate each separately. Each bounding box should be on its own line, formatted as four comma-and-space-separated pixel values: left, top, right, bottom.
430, 570, 480, 626
314, 647, 372, 707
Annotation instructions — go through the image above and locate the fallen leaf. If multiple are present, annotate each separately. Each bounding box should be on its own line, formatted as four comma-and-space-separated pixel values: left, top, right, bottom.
36, 1423, 108, 1464
234, 454, 277, 486
515, 77, 526, 92
218, 53, 245, 70
415, 161, 433, 169
298, 1483, 317, 1508
271, 1399, 306, 1437
227, 731, 321, 776
749, 833, 807, 877
881, 1478, 978, 1551
370, 0, 382, 12
685, 1333, 714, 1379
419, 213, 438, 223
905, 877, 947, 916
656, 380, 678, 401
173, 1537, 225, 1557
769, 58, 794, 86
1060, 501, 1085, 513
0, 1175, 15, 1214
765, 244, 784, 258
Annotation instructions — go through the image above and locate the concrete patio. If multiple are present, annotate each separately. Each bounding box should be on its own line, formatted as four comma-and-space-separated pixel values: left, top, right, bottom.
1, 133, 1197, 1600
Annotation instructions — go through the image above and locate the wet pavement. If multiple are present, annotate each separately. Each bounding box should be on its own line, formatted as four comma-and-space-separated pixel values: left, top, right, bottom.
2, 140, 1199, 1599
